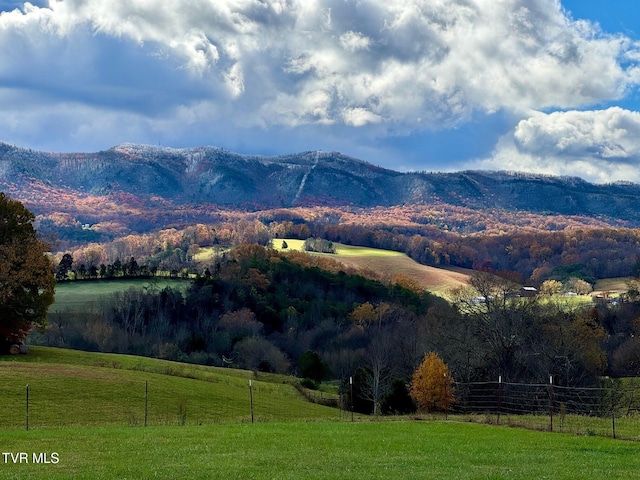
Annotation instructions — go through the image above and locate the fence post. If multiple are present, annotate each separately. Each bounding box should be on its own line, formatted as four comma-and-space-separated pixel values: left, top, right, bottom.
611, 379, 616, 440
444, 373, 448, 420
249, 379, 254, 424
25, 384, 29, 431
548, 375, 553, 432
497, 376, 502, 425
144, 380, 148, 427
349, 376, 354, 422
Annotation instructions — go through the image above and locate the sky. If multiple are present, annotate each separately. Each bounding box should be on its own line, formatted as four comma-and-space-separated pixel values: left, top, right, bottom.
1, 1, 640, 183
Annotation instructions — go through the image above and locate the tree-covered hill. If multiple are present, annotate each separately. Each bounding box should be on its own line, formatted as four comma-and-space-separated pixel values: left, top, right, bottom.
42, 245, 447, 381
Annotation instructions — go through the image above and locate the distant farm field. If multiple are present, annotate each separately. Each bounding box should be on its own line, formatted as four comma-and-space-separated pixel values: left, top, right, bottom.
51, 278, 191, 312
274, 238, 472, 296
593, 277, 631, 296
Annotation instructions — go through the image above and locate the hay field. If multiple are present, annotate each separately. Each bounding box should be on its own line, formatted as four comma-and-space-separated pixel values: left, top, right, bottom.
274, 239, 471, 296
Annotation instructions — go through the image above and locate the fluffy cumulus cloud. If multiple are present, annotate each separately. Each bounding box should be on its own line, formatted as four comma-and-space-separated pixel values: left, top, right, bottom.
473, 108, 640, 183
1, 0, 640, 178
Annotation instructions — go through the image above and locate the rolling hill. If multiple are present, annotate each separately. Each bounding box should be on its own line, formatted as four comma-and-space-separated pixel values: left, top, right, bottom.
272, 239, 471, 296
0, 346, 340, 429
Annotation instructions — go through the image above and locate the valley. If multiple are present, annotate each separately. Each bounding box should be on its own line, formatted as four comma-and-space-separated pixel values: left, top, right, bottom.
4, 141, 640, 431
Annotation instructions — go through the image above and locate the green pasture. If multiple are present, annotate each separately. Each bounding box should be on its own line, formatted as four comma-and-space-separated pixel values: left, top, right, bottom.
2, 349, 640, 478
1, 421, 640, 479
0, 347, 340, 429
51, 278, 191, 312
272, 238, 404, 257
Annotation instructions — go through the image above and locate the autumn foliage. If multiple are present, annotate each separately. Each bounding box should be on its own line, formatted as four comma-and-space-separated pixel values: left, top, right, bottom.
0, 193, 55, 348
410, 352, 455, 413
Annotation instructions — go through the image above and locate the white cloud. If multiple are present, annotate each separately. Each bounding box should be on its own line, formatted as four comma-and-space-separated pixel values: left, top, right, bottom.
339, 31, 370, 52
3, 1, 638, 120
472, 108, 640, 183
342, 107, 381, 127
1, 0, 640, 174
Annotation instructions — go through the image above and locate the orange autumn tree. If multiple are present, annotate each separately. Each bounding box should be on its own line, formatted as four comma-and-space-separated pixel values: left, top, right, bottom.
410, 352, 456, 413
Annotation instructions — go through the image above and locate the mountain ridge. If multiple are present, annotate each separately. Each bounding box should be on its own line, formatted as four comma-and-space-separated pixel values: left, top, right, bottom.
3, 141, 640, 227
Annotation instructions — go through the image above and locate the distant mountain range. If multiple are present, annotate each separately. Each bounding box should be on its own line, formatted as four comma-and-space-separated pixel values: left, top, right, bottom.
3, 141, 640, 226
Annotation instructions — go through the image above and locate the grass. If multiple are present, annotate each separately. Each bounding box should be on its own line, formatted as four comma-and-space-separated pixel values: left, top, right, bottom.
2, 349, 640, 478
0, 347, 341, 429
593, 277, 631, 296
273, 238, 403, 257
51, 278, 190, 312
1, 421, 640, 479
192, 245, 230, 262
273, 238, 472, 296
458, 412, 640, 441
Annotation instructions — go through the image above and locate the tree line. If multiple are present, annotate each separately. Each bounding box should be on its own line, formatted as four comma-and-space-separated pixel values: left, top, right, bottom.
59, 218, 640, 290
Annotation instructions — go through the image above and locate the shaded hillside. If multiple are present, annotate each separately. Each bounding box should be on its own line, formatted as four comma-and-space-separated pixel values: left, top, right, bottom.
0, 143, 404, 207
3, 142, 640, 236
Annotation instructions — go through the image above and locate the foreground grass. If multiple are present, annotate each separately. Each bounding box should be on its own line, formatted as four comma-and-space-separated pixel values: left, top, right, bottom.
1, 421, 639, 479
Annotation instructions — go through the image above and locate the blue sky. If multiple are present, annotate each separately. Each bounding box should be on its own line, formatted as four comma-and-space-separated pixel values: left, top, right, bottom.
1, 1, 640, 183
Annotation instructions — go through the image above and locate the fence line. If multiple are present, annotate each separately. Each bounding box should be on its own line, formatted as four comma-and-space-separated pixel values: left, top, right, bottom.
4, 375, 640, 441
0, 377, 345, 430
451, 378, 640, 440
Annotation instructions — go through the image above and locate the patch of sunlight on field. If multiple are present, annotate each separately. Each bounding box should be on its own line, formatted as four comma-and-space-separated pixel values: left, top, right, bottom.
272, 238, 470, 296
273, 238, 403, 257
593, 277, 631, 294
333, 244, 405, 257
192, 246, 229, 262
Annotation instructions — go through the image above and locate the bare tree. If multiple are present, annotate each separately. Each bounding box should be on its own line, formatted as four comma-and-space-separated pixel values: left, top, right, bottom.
360, 325, 394, 416
453, 271, 543, 382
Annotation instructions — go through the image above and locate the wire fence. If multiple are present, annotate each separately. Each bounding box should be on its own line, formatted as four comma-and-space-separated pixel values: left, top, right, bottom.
0, 377, 348, 430
450, 378, 640, 440
4, 373, 640, 442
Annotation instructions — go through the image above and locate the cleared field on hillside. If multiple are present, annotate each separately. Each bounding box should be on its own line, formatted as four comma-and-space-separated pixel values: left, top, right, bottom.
0, 347, 340, 429
593, 277, 631, 296
274, 239, 471, 296
52, 278, 191, 312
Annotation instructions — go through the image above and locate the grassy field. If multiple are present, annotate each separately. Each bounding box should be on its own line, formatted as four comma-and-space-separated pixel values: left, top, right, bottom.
1, 421, 640, 479
51, 278, 191, 312
0, 347, 341, 429
273, 239, 472, 296
593, 277, 631, 296
2, 352, 640, 478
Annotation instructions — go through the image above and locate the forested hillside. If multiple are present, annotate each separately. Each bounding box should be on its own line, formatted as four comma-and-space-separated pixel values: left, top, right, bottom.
3, 142, 640, 244
41, 243, 640, 416
56, 215, 640, 285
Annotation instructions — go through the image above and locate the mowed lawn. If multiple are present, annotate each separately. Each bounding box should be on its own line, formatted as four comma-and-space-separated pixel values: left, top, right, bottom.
1, 421, 640, 479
